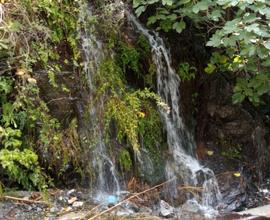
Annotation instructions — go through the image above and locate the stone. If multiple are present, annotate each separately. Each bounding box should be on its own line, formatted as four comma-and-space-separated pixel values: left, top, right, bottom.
57, 211, 88, 220
140, 206, 153, 214
125, 201, 140, 212
67, 189, 76, 196
137, 148, 166, 185
116, 208, 134, 216
181, 200, 200, 213
36, 207, 42, 212
68, 197, 77, 205
239, 204, 270, 217
159, 200, 174, 218
72, 201, 84, 208
50, 206, 59, 213
217, 172, 246, 212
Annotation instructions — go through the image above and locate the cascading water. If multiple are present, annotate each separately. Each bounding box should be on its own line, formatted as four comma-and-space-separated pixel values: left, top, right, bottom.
128, 13, 222, 211
79, 1, 121, 202
79, 0, 221, 212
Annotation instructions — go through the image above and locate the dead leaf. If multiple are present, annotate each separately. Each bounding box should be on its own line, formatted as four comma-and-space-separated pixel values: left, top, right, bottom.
207, 150, 214, 156
233, 172, 241, 177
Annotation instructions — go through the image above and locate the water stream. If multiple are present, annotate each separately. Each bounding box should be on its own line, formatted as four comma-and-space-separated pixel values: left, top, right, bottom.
79, 0, 222, 213
128, 13, 222, 211
79, 1, 121, 202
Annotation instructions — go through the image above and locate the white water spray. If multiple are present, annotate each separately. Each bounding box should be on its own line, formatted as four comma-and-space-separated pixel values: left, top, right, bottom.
128, 13, 221, 210
79, 1, 121, 199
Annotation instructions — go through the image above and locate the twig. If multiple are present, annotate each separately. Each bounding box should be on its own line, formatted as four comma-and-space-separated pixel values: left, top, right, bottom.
178, 185, 203, 192
47, 97, 77, 104
215, 171, 237, 177
0, 195, 50, 206
88, 178, 175, 220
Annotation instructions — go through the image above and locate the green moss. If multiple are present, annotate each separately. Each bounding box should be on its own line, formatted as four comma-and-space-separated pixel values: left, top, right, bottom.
137, 34, 151, 57
118, 149, 132, 171
138, 102, 163, 153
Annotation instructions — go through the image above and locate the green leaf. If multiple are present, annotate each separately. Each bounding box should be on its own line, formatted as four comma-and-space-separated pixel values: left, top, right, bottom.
232, 92, 245, 104
162, 0, 173, 6
173, 21, 186, 33
192, 1, 210, 14
135, 6, 146, 17
209, 9, 223, 21
206, 32, 223, 47
147, 15, 158, 25
179, 0, 191, 4
8, 21, 22, 32
204, 63, 216, 74
263, 40, 270, 50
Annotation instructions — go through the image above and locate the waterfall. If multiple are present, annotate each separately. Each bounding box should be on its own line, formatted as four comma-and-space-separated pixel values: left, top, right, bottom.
128, 13, 222, 210
79, 1, 121, 201
78, 0, 221, 211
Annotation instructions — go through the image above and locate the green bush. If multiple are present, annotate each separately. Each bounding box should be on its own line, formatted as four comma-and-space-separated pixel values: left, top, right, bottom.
0, 0, 81, 190
133, 0, 270, 105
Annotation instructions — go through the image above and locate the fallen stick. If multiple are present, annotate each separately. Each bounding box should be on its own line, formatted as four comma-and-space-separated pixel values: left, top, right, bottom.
0, 195, 50, 206
178, 185, 203, 192
88, 178, 176, 220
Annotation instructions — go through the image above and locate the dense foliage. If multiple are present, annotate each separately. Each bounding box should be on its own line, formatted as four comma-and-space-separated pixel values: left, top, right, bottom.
86, 4, 168, 173
133, 0, 270, 105
0, 0, 82, 190
2, 0, 268, 191
0, 0, 167, 190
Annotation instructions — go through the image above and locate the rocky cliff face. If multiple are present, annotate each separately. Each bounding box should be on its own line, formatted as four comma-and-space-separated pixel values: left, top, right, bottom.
31, 0, 270, 210
162, 28, 270, 209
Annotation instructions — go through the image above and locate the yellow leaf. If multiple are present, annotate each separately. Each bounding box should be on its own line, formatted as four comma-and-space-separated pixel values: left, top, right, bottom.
233, 172, 241, 177
233, 55, 242, 64
207, 150, 214, 156
138, 112, 145, 118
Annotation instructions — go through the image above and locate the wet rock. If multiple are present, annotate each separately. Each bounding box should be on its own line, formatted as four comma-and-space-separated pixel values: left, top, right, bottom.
253, 126, 270, 183
239, 204, 270, 217
125, 201, 140, 212
217, 213, 270, 220
181, 200, 200, 213
217, 172, 246, 212
159, 200, 174, 218
50, 206, 60, 213
27, 205, 33, 211
140, 206, 153, 214
177, 212, 205, 220
67, 189, 76, 196
58, 196, 64, 202
115, 207, 134, 216
137, 148, 166, 185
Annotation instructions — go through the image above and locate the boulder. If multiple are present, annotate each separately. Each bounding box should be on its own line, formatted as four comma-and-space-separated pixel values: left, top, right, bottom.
159, 200, 175, 218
